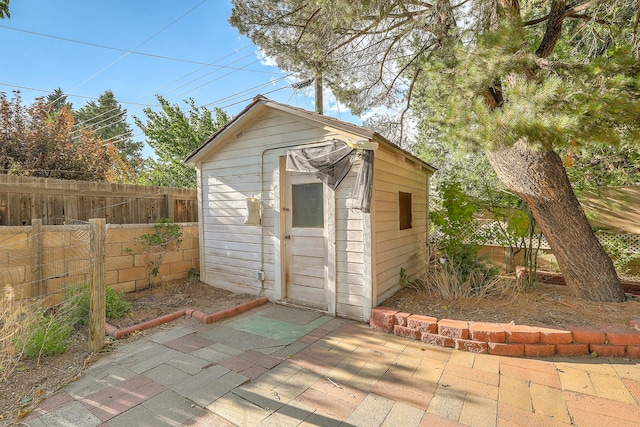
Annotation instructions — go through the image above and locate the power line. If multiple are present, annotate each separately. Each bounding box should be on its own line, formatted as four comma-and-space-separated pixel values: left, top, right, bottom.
0, 82, 159, 107
0, 24, 282, 74
201, 75, 292, 107
61, 1, 209, 99
67, 47, 262, 136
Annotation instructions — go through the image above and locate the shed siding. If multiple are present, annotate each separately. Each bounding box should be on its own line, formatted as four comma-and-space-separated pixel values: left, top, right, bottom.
198, 109, 365, 309
334, 161, 365, 320
373, 147, 429, 305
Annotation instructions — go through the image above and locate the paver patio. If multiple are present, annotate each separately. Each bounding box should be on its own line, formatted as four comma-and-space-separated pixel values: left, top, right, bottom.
24, 303, 640, 426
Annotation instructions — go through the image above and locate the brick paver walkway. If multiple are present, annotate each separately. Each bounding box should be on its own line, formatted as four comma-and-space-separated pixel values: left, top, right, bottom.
25, 304, 640, 426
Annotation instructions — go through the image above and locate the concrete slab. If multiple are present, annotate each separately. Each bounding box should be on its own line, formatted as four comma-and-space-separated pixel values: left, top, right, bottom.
206, 391, 272, 427
201, 325, 290, 351
141, 390, 206, 425
108, 339, 161, 365
260, 398, 315, 426
228, 314, 314, 343
107, 404, 174, 427
164, 333, 216, 353
144, 363, 193, 387
459, 394, 498, 427
149, 326, 197, 344
171, 364, 229, 397
64, 373, 112, 400
83, 361, 138, 385
190, 346, 234, 364
259, 305, 324, 325
345, 393, 395, 427
185, 371, 249, 407
271, 341, 309, 358
129, 347, 184, 374
380, 401, 425, 427
427, 386, 465, 422
165, 352, 210, 375
39, 401, 102, 427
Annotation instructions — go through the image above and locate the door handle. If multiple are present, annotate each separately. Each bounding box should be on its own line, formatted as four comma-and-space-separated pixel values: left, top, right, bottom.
284, 234, 291, 239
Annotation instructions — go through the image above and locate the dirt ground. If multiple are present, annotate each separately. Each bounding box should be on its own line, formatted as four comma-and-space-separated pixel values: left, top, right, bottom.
2, 278, 639, 425
384, 280, 640, 329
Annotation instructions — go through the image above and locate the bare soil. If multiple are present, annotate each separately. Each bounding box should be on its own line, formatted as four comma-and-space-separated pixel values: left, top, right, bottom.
3, 278, 639, 426
384, 280, 640, 330
0, 280, 255, 426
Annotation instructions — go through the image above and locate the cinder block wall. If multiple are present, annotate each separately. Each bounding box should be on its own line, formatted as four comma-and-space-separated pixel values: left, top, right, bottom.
105, 223, 199, 293
0, 223, 199, 303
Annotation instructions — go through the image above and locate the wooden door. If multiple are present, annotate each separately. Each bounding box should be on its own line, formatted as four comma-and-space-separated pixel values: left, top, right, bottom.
282, 170, 328, 310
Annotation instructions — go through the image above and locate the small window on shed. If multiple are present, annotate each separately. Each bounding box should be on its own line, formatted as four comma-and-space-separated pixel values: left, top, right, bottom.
399, 192, 412, 230
292, 183, 324, 228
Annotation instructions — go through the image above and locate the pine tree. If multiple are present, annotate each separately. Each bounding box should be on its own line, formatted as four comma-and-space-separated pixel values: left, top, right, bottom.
230, 0, 640, 302
74, 90, 142, 172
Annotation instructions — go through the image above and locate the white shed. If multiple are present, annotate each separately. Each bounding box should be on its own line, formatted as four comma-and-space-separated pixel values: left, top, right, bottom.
186, 96, 435, 322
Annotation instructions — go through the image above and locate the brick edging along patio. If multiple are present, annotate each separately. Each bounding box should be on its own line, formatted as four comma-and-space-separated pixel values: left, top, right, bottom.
105, 297, 269, 339
370, 306, 640, 358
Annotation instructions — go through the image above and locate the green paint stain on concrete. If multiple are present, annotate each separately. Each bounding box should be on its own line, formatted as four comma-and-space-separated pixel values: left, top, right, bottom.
229, 313, 332, 343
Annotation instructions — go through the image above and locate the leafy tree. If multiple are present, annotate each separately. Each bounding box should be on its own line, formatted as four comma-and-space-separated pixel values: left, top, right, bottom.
74, 90, 142, 174
231, 0, 640, 302
134, 96, 229, 188
0, 0, 9, 19
0, 92, 111, 180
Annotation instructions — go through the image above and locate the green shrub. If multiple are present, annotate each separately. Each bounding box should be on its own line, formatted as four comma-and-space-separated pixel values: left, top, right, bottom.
64, 284, 131, 325
139, 218, 183, 288
64, 284, 90, 326
105, 287, 132, 319
17, 313, 72, 358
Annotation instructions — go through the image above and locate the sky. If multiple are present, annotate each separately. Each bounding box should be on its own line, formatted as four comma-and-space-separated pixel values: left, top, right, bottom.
1, 0, 361, 157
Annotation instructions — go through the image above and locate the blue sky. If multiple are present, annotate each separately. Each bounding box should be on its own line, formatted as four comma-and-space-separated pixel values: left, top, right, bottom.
1, 0, 361, 156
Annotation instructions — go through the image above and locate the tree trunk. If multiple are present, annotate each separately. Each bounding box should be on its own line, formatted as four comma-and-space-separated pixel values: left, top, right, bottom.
486, 140, 626, 302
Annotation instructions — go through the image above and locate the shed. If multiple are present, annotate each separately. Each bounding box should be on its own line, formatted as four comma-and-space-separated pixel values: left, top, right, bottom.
185, 96, 435, 322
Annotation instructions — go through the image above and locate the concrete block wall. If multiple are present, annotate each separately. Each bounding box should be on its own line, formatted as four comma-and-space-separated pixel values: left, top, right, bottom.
0, 223, 199, 303
105, 223, 199, 293
371, 307, 640, 359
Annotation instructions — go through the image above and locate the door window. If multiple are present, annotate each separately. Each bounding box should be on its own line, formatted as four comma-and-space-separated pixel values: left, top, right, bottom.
292, 183, 324, 228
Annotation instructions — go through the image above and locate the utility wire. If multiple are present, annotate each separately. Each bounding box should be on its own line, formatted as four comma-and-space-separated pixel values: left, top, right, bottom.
67, 46, 260, 135
0, 82, 159, 107
57, 1, 208, 103
0, 24, 279, 71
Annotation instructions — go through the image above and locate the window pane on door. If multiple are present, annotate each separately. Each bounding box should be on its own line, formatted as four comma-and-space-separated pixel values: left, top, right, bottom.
292, 183, 324, 228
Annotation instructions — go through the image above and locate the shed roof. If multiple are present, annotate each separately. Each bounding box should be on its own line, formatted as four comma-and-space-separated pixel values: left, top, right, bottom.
185, 95, 435, 172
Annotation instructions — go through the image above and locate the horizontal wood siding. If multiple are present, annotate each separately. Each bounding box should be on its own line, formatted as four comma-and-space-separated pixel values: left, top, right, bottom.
373, 147, 430, 305
335, 162, 365, 320
198, 109, 361, 300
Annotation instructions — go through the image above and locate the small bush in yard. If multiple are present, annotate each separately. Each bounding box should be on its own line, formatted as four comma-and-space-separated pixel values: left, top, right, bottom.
16, 313, 72, 358
65, 284, 132, 325
139, 218, 183, 288
105, 287, 132, 319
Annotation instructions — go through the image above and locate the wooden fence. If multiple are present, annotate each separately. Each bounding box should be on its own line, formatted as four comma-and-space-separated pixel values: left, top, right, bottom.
0, 175, 197, 226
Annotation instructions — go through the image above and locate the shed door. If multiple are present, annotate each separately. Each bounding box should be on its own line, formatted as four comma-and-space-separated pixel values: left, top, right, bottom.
283, 170, 328, 310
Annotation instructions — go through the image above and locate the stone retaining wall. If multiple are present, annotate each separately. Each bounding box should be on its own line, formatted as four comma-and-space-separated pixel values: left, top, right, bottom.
371, 307, 640, 359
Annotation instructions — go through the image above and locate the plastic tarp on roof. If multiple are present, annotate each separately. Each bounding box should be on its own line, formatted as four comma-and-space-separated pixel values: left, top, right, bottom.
285, 139, 374, 213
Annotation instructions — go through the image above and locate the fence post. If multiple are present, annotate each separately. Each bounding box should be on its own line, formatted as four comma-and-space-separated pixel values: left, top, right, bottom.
165, 193, 174, 221
89, 218, 106, 352
30, 219, 44, 297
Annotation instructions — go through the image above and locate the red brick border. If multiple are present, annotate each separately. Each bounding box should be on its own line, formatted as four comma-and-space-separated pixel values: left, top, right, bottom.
106, 297, 269, 339
370, 307, 640, 359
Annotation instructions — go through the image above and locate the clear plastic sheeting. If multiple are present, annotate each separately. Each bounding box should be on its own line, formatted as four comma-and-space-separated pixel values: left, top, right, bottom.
285, 139, 374, 213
